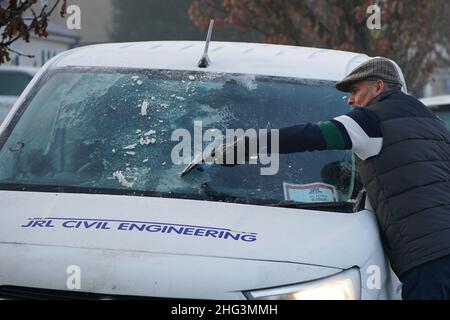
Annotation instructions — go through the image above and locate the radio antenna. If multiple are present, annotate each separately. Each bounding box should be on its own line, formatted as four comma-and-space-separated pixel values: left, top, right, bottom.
198, 20, 214, 68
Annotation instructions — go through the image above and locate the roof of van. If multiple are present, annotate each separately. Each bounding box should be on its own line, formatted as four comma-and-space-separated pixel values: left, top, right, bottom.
51, 41, 371, 81
420, 94, 450, 108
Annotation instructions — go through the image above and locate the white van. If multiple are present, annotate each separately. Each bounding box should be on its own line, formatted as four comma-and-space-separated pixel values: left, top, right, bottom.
0, 41, 404, 299
420, 95, 450, 128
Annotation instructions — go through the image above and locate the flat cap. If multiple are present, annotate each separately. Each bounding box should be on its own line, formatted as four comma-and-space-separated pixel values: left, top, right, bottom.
335, 57, 402, 92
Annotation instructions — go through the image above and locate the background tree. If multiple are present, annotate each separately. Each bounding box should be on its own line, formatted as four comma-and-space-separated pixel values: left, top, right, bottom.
110, 0, 256, 43
0, 0, 67, 64
189, 0, 450, 95
111, 0, 202, 42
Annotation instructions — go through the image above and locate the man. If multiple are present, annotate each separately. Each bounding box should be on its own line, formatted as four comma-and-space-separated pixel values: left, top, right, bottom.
213, 57, 450, 299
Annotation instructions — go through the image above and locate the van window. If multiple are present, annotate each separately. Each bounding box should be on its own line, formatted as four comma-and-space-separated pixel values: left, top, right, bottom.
432, 106, 450, 128
0, 71, 33, 96
0, 68, 355, 207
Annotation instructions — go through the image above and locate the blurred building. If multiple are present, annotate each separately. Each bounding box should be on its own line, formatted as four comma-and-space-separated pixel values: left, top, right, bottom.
2, 0, 114, 67
7, 21, 80, 67
51, 0, 114, 45
421, 68, 450, 97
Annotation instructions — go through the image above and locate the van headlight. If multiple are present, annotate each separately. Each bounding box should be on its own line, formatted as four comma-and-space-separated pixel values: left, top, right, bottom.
244, 268, 360, 300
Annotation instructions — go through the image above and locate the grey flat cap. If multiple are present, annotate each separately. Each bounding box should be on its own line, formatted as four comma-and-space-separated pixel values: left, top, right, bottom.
335, 57, 402, 92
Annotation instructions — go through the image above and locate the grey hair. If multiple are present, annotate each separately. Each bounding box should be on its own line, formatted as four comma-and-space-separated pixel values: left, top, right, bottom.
368, 80, 402, 91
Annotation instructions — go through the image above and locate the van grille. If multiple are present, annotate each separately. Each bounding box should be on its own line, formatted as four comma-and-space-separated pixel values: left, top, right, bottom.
0, 286, 157, 300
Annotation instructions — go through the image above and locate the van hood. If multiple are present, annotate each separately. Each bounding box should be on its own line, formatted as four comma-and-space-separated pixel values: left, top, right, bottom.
0, 190, 381, 267
0, 190, 380, 298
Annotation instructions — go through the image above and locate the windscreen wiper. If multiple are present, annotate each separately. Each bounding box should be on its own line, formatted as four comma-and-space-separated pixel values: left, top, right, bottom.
270, 200, 356, 212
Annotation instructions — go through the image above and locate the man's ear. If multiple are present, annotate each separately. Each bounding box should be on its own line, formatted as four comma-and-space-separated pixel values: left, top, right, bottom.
376, 80, 385, 93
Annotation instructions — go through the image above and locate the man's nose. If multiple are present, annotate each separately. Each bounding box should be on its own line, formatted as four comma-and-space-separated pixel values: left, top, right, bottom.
347, 96, 354, 105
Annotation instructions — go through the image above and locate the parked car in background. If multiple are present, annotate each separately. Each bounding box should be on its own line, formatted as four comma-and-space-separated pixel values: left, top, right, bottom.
420, 95, 450, 128
0, 41, 405, 299
0, 66, 38, 124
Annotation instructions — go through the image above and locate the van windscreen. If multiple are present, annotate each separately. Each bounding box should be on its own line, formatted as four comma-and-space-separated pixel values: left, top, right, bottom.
0, 68, 356, 207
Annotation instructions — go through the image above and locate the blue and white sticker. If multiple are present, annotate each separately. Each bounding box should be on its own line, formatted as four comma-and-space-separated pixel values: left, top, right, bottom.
283, 182, 338, 203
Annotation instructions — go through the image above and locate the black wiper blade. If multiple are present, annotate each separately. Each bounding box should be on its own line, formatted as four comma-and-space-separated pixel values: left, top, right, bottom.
270, 200, 355, 210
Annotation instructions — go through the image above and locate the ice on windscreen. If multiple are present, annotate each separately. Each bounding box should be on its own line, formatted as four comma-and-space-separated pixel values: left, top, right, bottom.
112, 171, 134, 188
131, 75, 144, 86
197, 103, 232, 127
231, 74, 258, 91
123, 144, 137, 150
140, 100, 149, 116
196, 73, 259, 92
144, 130, 156, 136
139, 136, 156, 145
57, 74, 122, 127
153, 165, 200, 193
102, 71, 252, 192
64, 74, 121, 106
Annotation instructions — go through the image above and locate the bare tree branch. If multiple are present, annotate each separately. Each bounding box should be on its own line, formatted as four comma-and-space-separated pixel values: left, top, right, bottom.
7, 46, 35, 59
0, 0, 67, 64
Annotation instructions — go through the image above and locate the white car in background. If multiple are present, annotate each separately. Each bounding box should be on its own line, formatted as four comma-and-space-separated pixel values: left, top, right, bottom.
0, 41, 405, 300
420, 95, 450, 128
0, 66, 38, 124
